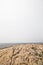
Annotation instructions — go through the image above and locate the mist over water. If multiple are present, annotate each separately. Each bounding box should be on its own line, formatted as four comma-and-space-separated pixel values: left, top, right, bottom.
0, 0, 43, 43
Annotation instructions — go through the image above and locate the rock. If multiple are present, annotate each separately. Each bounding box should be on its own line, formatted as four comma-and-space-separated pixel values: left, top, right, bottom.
0, 44, 43, 65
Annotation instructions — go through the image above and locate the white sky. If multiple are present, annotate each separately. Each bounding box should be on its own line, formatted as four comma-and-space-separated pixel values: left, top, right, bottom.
0, 0, 43, 43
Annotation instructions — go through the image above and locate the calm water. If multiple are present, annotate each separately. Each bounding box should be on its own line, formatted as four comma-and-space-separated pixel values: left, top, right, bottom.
0, 43, 43, 48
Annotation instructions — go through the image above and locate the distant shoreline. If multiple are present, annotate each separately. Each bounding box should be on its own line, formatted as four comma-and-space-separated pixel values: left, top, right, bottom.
0, 43, 43, 48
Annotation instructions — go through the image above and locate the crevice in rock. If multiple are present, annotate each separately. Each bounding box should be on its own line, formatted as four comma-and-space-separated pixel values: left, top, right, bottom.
10, 47, 14, 65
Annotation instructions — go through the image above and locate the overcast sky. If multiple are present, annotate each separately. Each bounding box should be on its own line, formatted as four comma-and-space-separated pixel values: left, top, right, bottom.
0, 0, 43, 43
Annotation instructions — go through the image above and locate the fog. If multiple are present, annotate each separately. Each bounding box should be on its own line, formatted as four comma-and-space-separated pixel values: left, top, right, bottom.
0, 0, 43, 43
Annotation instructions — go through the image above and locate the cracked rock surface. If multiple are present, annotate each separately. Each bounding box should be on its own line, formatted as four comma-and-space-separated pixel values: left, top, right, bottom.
0, 44, 43, 65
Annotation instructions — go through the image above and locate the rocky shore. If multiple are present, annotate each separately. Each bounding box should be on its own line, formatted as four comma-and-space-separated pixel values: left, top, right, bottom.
0, 44, 43, 65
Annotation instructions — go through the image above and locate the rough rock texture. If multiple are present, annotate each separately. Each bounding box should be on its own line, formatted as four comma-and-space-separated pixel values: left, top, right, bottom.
0, 44, 43, 65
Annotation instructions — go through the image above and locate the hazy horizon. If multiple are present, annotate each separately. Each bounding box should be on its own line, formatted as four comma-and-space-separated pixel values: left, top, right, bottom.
0, 0, 43, 43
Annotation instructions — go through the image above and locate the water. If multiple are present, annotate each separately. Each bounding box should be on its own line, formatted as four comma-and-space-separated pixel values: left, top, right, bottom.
0, 43, 43, 48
